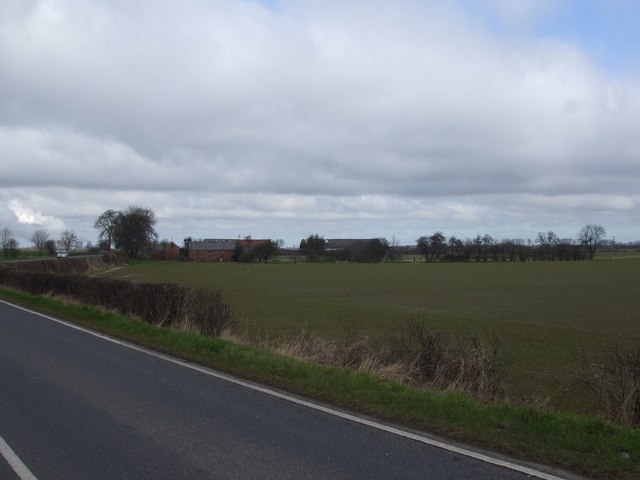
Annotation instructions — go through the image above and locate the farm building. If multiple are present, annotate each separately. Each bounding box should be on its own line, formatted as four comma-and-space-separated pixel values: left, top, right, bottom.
325, 239, 373, 252
150, 241, 181, 261
187, 238, 269, 262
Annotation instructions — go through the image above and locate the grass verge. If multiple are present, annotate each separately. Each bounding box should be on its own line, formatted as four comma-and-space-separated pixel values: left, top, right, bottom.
2, 286, 638, 479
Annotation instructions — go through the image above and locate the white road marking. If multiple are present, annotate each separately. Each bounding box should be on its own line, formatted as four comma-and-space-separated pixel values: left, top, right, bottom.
0, 435, 38, 480
2, 299, 571, 480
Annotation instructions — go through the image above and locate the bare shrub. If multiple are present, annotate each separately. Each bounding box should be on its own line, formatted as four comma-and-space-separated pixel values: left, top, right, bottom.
580, 346, 640, 425
183, 288, 232, 337
444, 334, 506, 401
126, 283, 181, 326
384, 322, 448, 382
337, 322, 372, 368
383, 321, 507, 401
152, 284, 187, 328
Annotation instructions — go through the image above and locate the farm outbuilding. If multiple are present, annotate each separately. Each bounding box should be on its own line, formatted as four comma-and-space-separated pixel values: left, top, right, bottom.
150, 241, 181, 261
187, 238, 269, 262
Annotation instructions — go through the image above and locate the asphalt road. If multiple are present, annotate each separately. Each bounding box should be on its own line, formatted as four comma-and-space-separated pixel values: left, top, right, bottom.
0, 300, 561, 479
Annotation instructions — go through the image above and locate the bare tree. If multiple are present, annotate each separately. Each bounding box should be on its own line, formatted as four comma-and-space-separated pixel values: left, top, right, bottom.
94, 209, 119, 251
31, 229, 50, 253
0, 227, 12, 250
536, 231, 559, 260
1, 227, 16, 258
59, 229, 78, 252
499, 239, 518, 262
578, 224, 606, 260
481, 234, 495, 262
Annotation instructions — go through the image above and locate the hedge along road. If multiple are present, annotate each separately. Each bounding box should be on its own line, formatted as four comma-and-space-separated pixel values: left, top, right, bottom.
0, 300, 571, 480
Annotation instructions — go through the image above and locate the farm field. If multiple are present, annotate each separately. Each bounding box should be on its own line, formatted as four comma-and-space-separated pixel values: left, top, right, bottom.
101, 259, 640, 412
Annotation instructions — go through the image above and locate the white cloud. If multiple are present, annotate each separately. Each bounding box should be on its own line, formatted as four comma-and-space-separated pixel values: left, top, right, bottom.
9, 199, 65, 231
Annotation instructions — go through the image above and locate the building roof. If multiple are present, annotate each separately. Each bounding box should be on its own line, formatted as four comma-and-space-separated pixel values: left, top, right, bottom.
189, 239, 237, 251
325, 239, 373, 250
151, 241, 180, 253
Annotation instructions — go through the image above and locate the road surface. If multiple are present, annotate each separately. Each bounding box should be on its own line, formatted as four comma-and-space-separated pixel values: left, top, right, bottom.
0, 300, 567, 479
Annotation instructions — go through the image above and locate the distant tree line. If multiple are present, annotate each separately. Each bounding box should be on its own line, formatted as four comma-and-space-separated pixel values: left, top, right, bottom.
1, 227, 81, 258
415, 224, 608, 262
294, 224, 609, 263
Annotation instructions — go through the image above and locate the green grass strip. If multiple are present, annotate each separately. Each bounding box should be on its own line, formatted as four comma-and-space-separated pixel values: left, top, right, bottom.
1, 287, 638, 479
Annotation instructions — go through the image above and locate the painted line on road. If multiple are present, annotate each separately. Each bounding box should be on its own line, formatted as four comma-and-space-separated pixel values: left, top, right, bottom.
2, 300, 572, 480
0, 435, 38, 480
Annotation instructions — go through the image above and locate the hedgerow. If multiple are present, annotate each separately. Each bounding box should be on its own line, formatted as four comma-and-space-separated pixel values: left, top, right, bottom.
0, 259, 231, 337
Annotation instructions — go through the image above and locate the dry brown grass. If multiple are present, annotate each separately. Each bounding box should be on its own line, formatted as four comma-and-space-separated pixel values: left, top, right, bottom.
221, 321, 508, 400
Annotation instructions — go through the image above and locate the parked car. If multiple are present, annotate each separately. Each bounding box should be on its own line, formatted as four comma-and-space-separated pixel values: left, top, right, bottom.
56, 251, 68, 258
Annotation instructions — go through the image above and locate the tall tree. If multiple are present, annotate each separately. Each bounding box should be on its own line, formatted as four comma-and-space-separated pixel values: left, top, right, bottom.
536, 231, 559, 261
417, 232, 446, 262
31, 229, 50, 253
251, 239, 284, 262
481, 234, 495, 262
366, 238, 390, 262
113, 206, 158, 259
59, 229, 78, 252
448, 236, 463, 257
94, 209, 119, 251
303, 234, 326, 262
231, 241, 244, 262
45, 239, 57, 256
578, 224, 606, 260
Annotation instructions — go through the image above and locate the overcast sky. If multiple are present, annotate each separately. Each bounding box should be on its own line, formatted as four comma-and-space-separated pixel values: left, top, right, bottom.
1, 0, 639, 248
